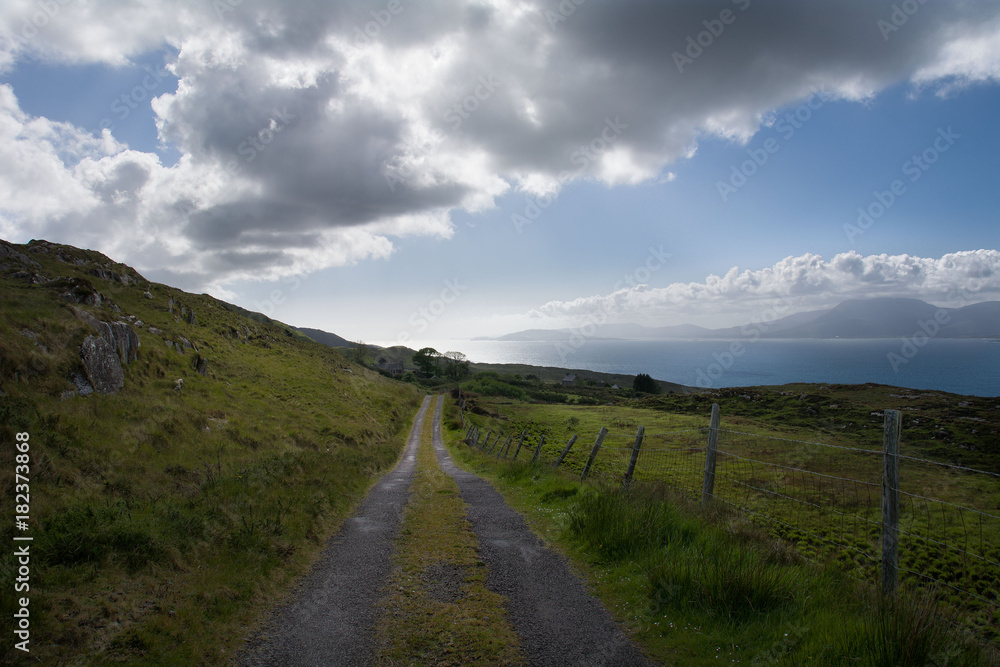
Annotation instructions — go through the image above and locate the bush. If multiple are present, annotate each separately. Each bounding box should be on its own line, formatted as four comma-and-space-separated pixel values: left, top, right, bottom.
633, 373, 661, 394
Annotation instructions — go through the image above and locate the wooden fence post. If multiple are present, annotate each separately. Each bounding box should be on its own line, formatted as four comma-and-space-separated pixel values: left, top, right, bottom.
512, 431, 527, 460
498, 434, 512, 458
553, 435, 578, 468
482, 430, 492, 451
882, 409, 901, 596
622, 426, 645, 489
581, 427, 608, 480
701, 404, 721, 506
487, 432, 501, 454
531, 435, 546, 464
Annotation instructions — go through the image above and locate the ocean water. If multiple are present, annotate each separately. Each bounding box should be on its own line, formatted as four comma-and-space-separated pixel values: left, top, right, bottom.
388, 338, 1000, 397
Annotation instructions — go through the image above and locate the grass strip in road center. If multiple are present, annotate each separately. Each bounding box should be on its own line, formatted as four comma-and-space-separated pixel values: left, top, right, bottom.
372, 398, 524, 666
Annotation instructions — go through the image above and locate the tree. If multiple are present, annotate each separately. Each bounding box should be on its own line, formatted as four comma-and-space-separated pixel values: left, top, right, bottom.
351, 341, 370, 365
443, 351, 471, 380
412, 347, 441, 376
633, 373, 661, 394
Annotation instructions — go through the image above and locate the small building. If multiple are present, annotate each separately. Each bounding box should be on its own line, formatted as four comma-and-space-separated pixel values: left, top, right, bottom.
384, 362, 404, 377
610, 384, 620, 390
561, 373, 577, 386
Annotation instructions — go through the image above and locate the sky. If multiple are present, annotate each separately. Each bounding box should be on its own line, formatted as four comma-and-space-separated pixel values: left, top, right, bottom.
1, 0, 999, 347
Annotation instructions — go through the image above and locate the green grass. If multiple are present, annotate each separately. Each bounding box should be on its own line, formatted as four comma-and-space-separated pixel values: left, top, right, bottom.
373, 399, 523, 666
461, 388, 1000, 643
446, 396, 998, 665
0, 239, 423, 664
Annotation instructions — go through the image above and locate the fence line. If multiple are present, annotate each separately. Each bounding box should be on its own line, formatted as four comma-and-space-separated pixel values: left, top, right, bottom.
457, 395, 999, 643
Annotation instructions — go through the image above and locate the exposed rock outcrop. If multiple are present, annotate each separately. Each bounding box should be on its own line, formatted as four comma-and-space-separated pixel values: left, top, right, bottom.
81, 335, 125, 394
74, 312, 141, 395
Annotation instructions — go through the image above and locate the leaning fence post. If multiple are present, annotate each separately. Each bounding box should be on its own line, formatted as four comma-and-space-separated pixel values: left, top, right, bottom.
531, 435, 546, 464
882, 409, 901, 596
554, 435, 578, 468
581, 427, 608, 480
512, 431, 527, 460
482, 430, 492, 451
623, 426, 645, 489
701, 404, 721, 506
487, 432, 501, 454
498, 434, 512, 458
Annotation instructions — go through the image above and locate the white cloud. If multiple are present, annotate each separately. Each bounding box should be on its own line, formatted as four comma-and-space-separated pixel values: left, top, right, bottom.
1, 1, 999, 292
532, 250, 1000, 327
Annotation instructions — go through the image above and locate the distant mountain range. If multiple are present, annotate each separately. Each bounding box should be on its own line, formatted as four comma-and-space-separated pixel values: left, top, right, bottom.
484, 298, 1000, 341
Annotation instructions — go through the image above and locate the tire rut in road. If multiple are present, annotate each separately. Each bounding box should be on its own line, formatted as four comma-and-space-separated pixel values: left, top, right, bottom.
428, 395, 650, 667
238, 395, 432, 667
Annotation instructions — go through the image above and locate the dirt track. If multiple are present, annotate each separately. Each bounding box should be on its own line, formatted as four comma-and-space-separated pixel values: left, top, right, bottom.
239, 394, 647, 666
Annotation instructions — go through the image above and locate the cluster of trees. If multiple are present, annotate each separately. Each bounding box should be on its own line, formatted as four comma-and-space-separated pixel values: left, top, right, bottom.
412, 347, 471, 380
632, 373, 661, 394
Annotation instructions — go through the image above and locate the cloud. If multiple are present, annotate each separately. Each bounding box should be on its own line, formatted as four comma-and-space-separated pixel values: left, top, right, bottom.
532, 250, 1000, 325
1, 1, 999, 291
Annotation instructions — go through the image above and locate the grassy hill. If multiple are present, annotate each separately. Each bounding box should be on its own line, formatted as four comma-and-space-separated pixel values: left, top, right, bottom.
0, 239, 421, 664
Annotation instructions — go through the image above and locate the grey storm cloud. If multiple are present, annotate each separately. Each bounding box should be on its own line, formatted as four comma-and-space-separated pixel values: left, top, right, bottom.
2, 0, 999, 289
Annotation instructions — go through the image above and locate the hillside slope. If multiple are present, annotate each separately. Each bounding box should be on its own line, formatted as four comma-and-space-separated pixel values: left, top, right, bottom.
0, 238, 421, 664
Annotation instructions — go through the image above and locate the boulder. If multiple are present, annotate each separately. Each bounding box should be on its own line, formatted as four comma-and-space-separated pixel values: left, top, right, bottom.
80, 335, 124, 393
104, 321, 140, 364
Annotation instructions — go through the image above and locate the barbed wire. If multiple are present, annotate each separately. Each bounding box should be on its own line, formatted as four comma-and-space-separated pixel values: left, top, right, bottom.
712, 495, 880, 564
897, 453, 1000, 479
641, 446, 708, 453
897, 564, 1000, 612
645, 428, 709, 437
718, 429, 882, 456
717, 450, 881, 488
897, 526, 1000, 571
898, 489, 1000, 522
725, 477, 883, 530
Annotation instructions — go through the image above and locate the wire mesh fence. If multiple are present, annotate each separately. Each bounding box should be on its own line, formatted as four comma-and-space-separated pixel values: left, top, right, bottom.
457, 398, 999, 642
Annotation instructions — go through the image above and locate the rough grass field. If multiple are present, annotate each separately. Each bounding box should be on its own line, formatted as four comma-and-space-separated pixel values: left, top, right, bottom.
0, 240, 422, 664
442, 395, 996, 665
458, 387, 1000, 651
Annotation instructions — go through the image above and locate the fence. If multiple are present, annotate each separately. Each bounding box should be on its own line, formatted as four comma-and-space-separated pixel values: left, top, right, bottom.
457, 396, 1000, 643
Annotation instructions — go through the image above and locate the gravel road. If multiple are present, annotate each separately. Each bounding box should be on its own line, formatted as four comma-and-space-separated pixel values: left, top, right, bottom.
429, 395, 650, 667
237, 395, 431, 667
238, 394, 647, 666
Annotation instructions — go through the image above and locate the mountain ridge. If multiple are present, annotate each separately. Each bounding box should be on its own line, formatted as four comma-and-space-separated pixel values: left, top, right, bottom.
486, 297, 1000, 341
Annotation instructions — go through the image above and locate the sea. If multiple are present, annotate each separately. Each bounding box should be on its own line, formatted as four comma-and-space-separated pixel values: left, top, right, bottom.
375, 338, 1000, 398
